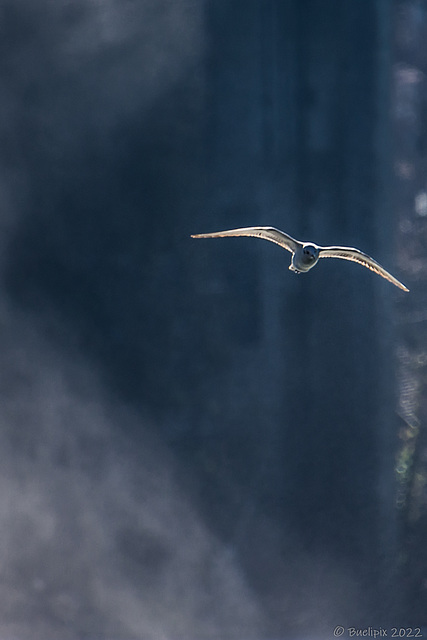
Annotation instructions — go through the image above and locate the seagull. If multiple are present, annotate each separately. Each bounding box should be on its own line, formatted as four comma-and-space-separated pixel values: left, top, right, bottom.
191, 226, 409, 292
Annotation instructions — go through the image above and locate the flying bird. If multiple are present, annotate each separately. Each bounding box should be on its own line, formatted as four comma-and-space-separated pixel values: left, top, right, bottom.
191, 226, 409, 292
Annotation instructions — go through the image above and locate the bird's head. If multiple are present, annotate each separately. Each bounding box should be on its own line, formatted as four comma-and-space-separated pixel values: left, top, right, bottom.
301, 244, 319, 264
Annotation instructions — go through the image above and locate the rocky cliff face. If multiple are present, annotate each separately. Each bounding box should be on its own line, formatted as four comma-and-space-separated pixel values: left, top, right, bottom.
0, 0, 417, 637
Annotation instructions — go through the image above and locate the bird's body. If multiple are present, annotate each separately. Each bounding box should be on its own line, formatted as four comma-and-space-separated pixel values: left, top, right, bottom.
191, 226, 409, 292
290, 243, 320, 273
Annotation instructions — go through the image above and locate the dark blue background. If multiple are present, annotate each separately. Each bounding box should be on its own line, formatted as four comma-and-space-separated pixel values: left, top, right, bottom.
0, 1, 424, 638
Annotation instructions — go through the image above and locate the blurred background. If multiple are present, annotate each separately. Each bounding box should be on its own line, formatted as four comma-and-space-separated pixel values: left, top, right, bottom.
0, 0, 426, 638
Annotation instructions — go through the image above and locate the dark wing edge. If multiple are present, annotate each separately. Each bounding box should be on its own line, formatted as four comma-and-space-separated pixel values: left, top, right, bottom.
318, 246, 409, 292
191, 226, 300, 254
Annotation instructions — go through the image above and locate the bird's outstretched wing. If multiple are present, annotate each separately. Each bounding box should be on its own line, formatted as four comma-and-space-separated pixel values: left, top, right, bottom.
191, 227, 300, 254
318, 246, 409, 292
